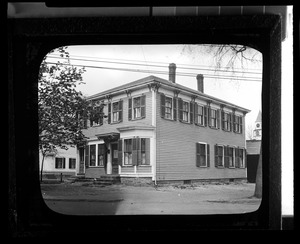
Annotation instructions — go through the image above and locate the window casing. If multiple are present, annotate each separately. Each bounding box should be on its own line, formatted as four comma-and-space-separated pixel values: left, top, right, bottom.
55, 157, 65, 169
165, 97, 172, 119
233, 115, 243, 133
112, 100, 123, 123
210, 109, 217, 128
195, 104, 204, 126
215, 145, 224, 167
69, 158, 76, 169
124, 139, 133, 165
224, 146, 235, 168
196, 142, 210, 167
223, 112, 232, 131
235, 148, 245, 168
129, 95, 146, 120
182, 101, 189, 122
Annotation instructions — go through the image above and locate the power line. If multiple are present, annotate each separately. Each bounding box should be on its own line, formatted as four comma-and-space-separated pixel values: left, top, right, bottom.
47, 54, 262, 75
45, 61, 262, 82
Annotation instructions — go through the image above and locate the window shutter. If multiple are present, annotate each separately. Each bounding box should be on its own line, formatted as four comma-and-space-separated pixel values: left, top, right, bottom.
204, 106, 208, 126
229, 113, 232, 131
137, 137, 142, 165
224, 146, 229, 168
194, 102, 198, 124
141, 95, 146, 118
145, 138, 151, 165
196, 143, 200, 167
108, 102, 111, 124
173, 97, 177, 121
132, 137, 138, 166
208, 106, 211, 127
118, 139, 123, 166
178, 98, 183, 121
119, 100, 123, 122
85, 145, 89, 168
160, 93, 165, 118
190, 102, 194, 124
216, 109, 220, 129
128, 98, 132, 121
240, 116, 243, 133
221, 110, 225, 130
207, 144, 210, 167
214, 144, 218, 167
62, 158, 66, 168
232, 114, 236, 132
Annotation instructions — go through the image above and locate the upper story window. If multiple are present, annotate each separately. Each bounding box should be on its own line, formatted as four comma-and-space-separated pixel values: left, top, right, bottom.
112, 100, 123, 123
194, 103, 204, 126
222, 111, 232, 131
178, 98, 189, 123
210, 109, 218, 128
233, 115, 243, 133
165, 97, 173, 119
128, 95, 146, 121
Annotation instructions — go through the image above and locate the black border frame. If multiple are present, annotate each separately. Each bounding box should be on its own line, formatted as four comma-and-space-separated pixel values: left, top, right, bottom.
8, 15, 281, 235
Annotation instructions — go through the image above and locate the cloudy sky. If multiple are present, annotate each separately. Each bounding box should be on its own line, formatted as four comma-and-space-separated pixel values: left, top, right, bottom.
46, 44, 263, 137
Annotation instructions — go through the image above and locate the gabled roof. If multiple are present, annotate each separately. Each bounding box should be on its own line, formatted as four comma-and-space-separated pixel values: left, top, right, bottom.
87, 75, 251, 113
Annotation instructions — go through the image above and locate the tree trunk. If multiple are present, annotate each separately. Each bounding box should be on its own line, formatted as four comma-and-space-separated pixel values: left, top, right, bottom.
254, 146, 262, 198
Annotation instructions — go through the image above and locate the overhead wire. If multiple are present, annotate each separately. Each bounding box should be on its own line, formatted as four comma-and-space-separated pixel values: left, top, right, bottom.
45, 60, 262, 82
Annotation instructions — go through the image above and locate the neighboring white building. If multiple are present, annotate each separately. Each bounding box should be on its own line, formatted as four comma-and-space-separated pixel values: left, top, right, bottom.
39, 146, 79, 176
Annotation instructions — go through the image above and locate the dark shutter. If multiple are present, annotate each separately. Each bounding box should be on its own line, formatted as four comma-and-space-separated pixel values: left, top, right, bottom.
224, 146, 229, 168
62, 158, 66, 168
194, 102, 198, 124
204, 106, 207, 126
207, 144, 210, 167
85, 145, 89, 168
160, 93, 165, 118
229, 113, 232, 131
208, 106, 211, 127
108, 102, 111, 124
128, 98, 132, 121
190, 102, 194, 124
232, 114, 236, 132
221, 110, 225, 130
119, 100, 123, 122
145, 138, 151, 165
132, 137, 138, 166
178, 98, 183, 121
214, 144, 218, 167
118, 139, 123, 166
240, 116, 243, 133
173, 97, 177, 121
216, 109, 220, 129
196, 143, 200, 167
141, 95, 146, 118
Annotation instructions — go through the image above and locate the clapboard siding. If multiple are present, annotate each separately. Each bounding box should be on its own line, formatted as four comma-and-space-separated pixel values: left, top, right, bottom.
156, 91, 247, 181
82, 90, 153, 140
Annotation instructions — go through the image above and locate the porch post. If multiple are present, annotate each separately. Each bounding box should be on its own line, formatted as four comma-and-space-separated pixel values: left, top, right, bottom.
106, 143, 112, 174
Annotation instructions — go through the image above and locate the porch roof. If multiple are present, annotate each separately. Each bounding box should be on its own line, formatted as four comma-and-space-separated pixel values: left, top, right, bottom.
117, 125, 155, 132
95, 132, 120, 141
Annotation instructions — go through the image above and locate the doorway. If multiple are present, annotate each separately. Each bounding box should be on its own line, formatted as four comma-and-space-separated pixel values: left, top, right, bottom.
111, 142, 119, 175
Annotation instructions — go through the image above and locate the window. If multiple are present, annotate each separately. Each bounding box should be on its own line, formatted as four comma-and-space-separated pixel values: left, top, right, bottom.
98, 144, 105, 166
222, 112, 232, 131
215, 145, 224, 167
196, 143, 210, 167
182, 102, 189, 122
178, 98, 189, 122
195, 104, 204, 125
224, 146, 234, 168
129, 95, 146, 120
89, 144, 96, 166
55, 157, 65, 169
124, 139, 133, 165
90, 105, 104, 126
112, 100, 123, 123
69, 158, 76, 169
165, 97, 172, 119
235, 148, 245, 168
210, 109, 217, 128
233, 115, 243, 133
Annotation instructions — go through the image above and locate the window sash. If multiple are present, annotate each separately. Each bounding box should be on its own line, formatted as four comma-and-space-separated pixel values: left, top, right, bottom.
55, 157, 65, 169
196, 143, 208, 167
69, 158, 76, 169
210, 109, 217, 128
89, 144, 96, 166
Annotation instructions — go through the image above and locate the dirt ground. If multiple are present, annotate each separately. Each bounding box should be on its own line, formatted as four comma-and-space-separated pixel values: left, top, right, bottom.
41, 182, 261, 215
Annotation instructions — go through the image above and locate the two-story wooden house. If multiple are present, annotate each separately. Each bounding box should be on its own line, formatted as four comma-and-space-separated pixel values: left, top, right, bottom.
79, 63, 250, 183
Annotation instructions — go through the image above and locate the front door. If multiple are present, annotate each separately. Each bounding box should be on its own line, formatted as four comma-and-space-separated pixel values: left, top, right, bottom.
111, 143, 119, 174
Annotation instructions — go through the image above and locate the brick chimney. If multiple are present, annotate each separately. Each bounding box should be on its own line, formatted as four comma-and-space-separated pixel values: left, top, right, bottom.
197, 74, 204, 93
169, 63, 176, 83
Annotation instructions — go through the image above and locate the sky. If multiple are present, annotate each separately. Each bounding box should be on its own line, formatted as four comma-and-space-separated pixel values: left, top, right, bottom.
46, 44, 262, 138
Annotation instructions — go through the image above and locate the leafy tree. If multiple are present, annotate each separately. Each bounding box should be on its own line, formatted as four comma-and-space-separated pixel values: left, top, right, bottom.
38, 46, 103, 181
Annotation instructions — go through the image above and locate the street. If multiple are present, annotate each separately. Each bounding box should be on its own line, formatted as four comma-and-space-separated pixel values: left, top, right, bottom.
41, 182, 261, 215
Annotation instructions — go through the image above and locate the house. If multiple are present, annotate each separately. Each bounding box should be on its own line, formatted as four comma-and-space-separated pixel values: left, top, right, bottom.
78, 63, 250, 184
